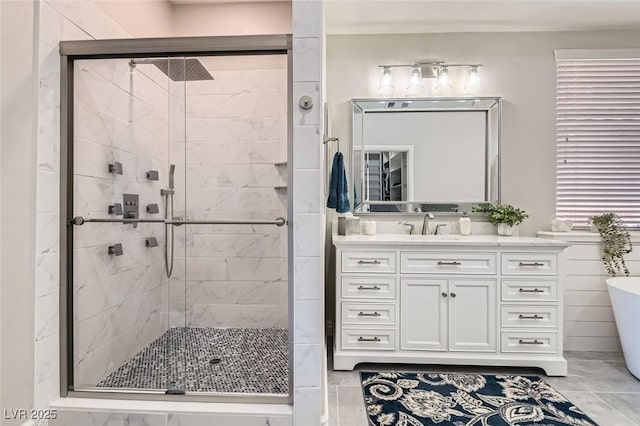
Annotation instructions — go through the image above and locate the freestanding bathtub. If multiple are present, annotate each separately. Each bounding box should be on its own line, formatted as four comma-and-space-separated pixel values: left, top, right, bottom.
607, 277, 640, 380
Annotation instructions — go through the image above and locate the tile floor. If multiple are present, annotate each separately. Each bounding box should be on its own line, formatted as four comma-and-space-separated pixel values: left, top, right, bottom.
97, 327, 289, 394
327, 351, 640, 426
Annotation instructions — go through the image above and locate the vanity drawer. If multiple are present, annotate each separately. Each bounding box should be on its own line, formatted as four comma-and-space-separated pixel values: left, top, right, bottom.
501, 305, 558, 328
341, 328, 396, 350
501, 279, 558, 302
501, 331, 558, 354
401, 252, 496, 275
341, 251, 396, 274
341, 303, 396, 326
341, 276, 397, 299
501, 253, 558, 275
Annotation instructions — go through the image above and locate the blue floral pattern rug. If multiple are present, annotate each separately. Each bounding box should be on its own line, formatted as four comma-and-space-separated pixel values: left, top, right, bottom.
361, 372, 598, 426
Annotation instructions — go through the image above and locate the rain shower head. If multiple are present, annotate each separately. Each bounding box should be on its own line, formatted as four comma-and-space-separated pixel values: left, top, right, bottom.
130, 58, 214, 82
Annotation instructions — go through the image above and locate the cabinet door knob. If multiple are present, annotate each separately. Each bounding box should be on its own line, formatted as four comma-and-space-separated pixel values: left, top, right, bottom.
442, 292, 448, 297
450, 292, 457, 298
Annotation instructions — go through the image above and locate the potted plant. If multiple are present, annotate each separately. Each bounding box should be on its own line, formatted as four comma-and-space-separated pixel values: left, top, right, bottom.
472, 203, 529, 236
589, 213, 632, 276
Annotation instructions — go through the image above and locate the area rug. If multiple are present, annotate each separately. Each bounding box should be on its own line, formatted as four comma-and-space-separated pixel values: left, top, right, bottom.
361, 372, 598, 426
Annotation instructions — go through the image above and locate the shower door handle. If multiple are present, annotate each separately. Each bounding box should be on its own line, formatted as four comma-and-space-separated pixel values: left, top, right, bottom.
69, 217, 165, 225
70, 216, 287, 227
166, 217, 287, 226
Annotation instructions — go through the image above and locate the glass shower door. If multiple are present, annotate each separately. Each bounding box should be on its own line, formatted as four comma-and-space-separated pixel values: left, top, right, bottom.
71, 56, 174, 392
178, 53, 290, 395
69, 51, 290, 397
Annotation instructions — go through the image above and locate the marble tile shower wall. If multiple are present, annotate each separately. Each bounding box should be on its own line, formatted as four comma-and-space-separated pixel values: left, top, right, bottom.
72, 58, 171, 387
35, 0, 135, 416
169, 57, 289, 328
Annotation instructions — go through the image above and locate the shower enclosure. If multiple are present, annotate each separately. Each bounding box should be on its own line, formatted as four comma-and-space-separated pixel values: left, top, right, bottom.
60, 36, 292, 402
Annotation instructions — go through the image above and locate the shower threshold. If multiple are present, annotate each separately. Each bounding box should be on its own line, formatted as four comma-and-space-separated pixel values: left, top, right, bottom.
96, 327, 288, 394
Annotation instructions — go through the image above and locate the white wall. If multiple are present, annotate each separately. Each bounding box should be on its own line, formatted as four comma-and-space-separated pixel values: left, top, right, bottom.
95, 1, 292, 38
172, 2, 291, 37
541, 232, 640, 351
327, 30, 640, 236
96, 0, 173, 38
1, 1, 37, 425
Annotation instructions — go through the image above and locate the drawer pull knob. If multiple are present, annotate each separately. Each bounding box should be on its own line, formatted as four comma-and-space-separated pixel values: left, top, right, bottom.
519, 339, 544, 345
437, 261, 461, 266
442, 292, 448, 298
519, 262, 544, 267
357, 285, 381, 290
450, 292, 457, 298
358, 260, 381, 265
519, 314, 544, 320
519, 288, 545, 293
358, 336, 381, 342
358, 311, 381, 317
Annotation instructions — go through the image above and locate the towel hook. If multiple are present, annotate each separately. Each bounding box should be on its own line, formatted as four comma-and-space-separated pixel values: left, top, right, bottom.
324, 136, 340, 151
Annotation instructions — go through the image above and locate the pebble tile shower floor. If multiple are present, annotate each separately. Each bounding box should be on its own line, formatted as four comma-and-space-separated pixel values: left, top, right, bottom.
97, 327, 288, 394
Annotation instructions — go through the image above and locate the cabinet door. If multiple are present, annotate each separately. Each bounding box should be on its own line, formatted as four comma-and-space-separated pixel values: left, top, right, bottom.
400, 278, 448, 351
449, 278, 497, 352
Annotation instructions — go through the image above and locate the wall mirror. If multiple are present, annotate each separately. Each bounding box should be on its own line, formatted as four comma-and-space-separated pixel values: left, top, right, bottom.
351, 97, 501, 213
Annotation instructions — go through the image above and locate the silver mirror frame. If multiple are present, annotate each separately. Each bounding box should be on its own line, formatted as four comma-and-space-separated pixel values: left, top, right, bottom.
350, 97, 501, 214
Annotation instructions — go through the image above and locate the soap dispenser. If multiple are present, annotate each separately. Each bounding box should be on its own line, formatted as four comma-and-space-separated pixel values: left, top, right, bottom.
459, 212, 471, 236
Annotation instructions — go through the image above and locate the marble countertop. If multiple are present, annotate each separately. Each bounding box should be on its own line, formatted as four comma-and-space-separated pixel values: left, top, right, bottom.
333, 233, 571, 247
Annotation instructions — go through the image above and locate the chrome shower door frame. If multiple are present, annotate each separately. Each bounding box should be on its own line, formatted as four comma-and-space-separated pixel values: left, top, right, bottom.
59, 35, 293, 403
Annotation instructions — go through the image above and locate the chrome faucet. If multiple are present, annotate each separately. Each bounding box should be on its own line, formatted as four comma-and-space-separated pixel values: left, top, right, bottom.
421, 212, 435, 235
398, 221, 415, 235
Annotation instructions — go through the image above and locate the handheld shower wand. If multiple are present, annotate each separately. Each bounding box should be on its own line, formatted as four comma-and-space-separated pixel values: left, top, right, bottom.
169, 164, 175, 190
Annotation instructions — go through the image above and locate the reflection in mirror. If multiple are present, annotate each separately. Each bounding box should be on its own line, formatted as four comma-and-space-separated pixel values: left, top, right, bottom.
351, 97, 501, 214
364, 149, 411, 202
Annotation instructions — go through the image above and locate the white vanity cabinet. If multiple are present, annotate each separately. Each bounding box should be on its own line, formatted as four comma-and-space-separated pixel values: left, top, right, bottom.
332, 234, 570, 376
400, 277, 497, 352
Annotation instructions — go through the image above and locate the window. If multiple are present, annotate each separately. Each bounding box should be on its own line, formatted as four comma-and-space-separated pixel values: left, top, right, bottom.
555, 49, 640, 227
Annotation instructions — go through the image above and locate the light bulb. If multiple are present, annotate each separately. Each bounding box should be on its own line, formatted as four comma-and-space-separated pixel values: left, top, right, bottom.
466, 66, 480, 89
436, 66, 450, 89
408, 65, 422, 88
379, 67, 393, 89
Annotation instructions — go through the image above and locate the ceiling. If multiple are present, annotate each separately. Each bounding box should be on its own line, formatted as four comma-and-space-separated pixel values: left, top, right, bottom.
325, 0, 640, 34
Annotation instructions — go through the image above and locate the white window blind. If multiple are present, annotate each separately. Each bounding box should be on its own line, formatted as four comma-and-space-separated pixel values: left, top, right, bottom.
555, 49, 640, 227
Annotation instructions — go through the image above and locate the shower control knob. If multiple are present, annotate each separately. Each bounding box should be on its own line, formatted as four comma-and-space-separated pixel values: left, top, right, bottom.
299, 95, 313, 110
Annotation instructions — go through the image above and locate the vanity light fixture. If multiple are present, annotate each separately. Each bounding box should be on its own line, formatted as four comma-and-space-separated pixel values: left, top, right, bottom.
379, 66, 394, 89
408, 65, 423, 88
436, 66, 450, 89
378, 61, 482, 89
466, 65, 480, 88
